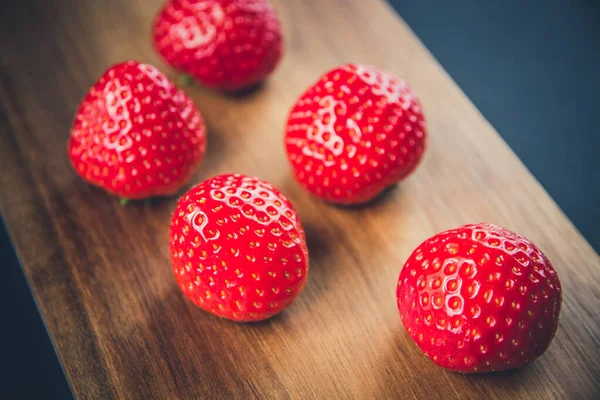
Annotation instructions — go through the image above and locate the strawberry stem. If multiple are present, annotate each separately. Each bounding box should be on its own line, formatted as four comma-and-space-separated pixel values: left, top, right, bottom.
119, 198, 130, 206
177, 74, 193, 87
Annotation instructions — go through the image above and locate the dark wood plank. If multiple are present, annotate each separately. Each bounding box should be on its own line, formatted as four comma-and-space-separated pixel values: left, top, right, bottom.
1, 0, 599, 398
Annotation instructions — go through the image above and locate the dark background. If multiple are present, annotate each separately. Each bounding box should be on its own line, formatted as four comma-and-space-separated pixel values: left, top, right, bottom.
1, 0, 598, 398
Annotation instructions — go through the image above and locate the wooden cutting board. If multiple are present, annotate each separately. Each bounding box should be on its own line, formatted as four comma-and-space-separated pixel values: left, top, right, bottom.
1, 0, 598, 398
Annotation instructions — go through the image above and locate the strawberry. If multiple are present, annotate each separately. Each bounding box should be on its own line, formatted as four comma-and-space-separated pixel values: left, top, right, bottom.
169, 174, 309, 321
68, 60, 206, 200
152, 0, 283, 91
285, 64, 426, 205
397, 223, 562, 373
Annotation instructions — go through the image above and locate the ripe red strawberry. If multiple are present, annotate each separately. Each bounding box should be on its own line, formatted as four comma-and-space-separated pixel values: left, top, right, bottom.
397, 223, 562, 373
152, 0, 283, 91
169, 174, 309, 321
68, 60, 206, 200
285, 64, 426, 205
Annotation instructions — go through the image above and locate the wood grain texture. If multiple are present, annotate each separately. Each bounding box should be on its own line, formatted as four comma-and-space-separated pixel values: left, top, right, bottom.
1, 0, 599, 398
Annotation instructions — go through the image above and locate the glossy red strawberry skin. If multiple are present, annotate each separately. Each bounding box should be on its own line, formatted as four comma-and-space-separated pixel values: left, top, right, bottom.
68, 61, 206, 200
153, 0, 283, 91
169, 174, 309, 322
397, 223, 562, 373
285, 64, 426, 205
